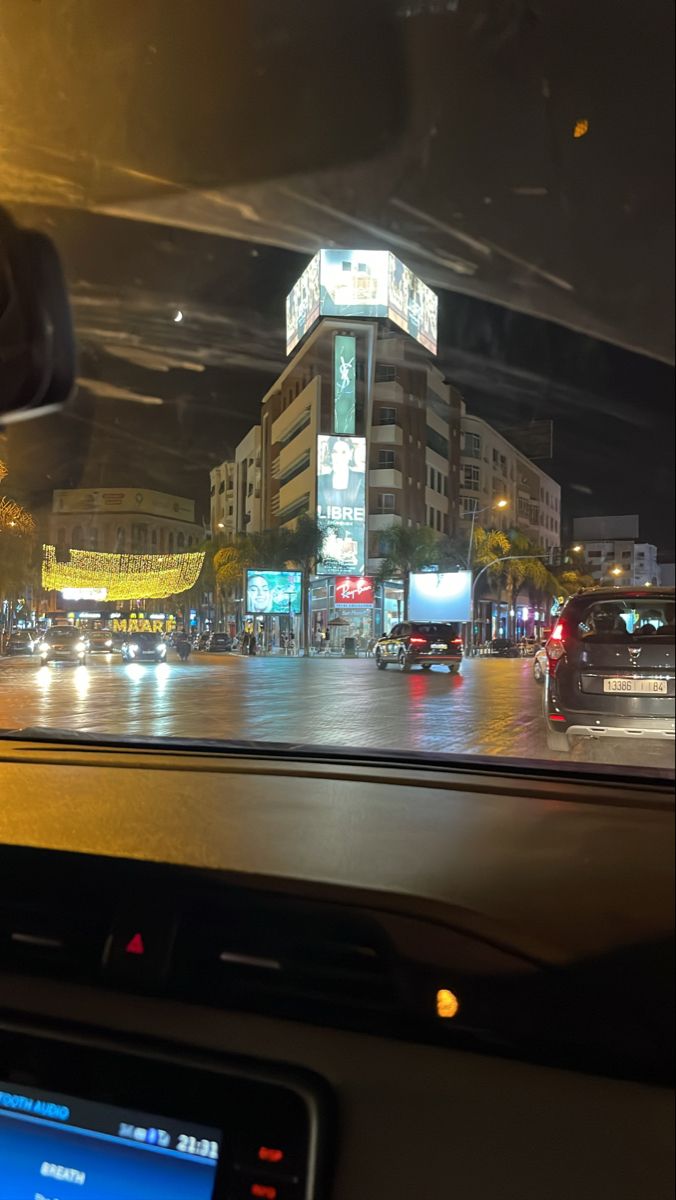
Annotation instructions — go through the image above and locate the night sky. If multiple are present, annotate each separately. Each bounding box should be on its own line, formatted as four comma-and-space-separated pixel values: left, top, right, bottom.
5, 207, 673, 560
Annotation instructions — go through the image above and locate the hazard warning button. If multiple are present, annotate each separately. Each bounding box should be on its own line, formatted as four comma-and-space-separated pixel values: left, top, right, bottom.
102, 910, 175, 990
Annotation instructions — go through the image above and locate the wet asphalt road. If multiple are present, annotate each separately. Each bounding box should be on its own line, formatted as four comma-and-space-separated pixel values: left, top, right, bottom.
1, 651, 674, 772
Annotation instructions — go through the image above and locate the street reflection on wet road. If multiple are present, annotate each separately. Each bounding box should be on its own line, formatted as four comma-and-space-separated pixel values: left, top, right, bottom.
1, 653, 674, 770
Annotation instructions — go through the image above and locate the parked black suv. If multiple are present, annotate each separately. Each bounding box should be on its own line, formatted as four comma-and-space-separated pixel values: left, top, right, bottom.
374, 622, 464, 673
544, 588, 675, 752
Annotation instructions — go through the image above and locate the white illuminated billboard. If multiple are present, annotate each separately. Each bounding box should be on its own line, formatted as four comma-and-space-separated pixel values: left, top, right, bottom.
408, 571, 472, 622
387, 254, 438, 354
320, 249, 389, 316
316, 434, 366, 574
285, 250, 438, 355
285, 253, 321, 354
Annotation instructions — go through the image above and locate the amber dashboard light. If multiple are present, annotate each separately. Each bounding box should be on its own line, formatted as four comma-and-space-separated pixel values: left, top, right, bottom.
436, 988, 460, 1019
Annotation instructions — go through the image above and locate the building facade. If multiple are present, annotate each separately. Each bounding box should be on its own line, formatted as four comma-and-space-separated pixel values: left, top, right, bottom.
572, 515, 659, 586
210, 429, 262, 540
459, 410, 561, 553
49, 487, 203, 555
209, 461, 236, 540
215, 322, 561, 645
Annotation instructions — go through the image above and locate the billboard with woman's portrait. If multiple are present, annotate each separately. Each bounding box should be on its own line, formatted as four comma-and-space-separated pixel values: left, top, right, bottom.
246, 570, 302, 614
316, 435, 366, 574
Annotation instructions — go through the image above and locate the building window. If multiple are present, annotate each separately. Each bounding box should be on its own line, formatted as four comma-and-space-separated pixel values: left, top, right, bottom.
463, 432, 481, 456
72, 525, 83, 546
379, 407, 396, 426
218, 481, 225, 494
177, 533, 185, 549
426, 427, 449, 458
168, 533, 174, 551
378, 450, 396, 468
151, 530, 157, 547
210, 485, 215, 497
463, 465, 480, 491
461, 497, 477, 515
377, 493, 396, 512
375, 363, 396, 382
56, 526, 66, 546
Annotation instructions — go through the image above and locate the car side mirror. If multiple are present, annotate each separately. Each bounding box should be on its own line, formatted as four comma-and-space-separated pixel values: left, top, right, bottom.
0, 207, 76, 424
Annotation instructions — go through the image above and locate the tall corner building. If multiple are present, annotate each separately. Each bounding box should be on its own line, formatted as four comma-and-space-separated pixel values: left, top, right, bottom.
257, 249, 462, 640
229, 250, 561, 641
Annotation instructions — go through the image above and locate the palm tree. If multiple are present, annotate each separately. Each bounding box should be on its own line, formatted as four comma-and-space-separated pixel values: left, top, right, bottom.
502, 531, 550, 637
376, 525, 440, 619
471, 527, 510, 637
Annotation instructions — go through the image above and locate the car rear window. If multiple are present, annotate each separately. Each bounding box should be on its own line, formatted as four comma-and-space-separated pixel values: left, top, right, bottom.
569, 597, 675, 637
46, 627, 77, 640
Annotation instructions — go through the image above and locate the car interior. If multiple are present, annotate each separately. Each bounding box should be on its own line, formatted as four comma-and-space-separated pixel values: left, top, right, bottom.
1, 3, 674, 1199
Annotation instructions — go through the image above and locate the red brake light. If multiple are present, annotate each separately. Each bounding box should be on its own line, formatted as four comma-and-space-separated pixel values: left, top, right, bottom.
452, 637, 464, 645
409, 636, 427, 645
545, 622, 566, 672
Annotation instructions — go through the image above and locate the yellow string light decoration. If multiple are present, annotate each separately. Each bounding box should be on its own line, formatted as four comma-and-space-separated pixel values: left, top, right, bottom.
42, 544, 205, 600
0, 496, 36, 535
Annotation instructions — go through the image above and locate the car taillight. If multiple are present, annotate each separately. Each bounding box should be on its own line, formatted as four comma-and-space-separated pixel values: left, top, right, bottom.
452, 637, 464, 645
409, 636, 427, 645
545, 622, 566, 672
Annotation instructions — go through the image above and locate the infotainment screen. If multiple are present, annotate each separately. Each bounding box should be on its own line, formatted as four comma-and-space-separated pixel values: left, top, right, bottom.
0, 1079, 220, 1200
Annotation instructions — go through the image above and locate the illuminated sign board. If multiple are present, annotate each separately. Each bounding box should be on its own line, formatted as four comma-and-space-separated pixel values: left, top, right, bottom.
285, 253, 321, 355
386, 253, 438, 354
245, 570, 302, 615
316, 435, 366, 575
334, 334, 356, 434
285, 250, 438, 355
335, 576, 374, 606
408, 571, 472, 622
61, 587, 108, 601
110, 615, 177, 634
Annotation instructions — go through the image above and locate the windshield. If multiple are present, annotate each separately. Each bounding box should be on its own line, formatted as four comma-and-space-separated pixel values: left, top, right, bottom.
0, 2, 673, 781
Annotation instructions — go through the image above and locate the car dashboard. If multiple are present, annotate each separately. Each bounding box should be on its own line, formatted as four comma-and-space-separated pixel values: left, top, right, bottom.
0, 736, 673, 1199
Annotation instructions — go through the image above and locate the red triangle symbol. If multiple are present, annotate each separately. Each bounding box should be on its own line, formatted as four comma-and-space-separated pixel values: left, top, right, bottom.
125, 932, 145, 956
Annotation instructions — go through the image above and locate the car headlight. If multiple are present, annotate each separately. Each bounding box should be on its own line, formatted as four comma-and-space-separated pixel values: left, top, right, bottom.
128, 643, 138, 653
75, 640, 86, 651
105, 639, 112, 648
157, 643, 166, 654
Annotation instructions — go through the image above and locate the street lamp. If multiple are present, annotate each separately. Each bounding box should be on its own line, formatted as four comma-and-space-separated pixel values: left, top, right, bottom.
611, 566, 623, 577
572, 544, 583, 553
461, 497, 509, 569
462, 498, 509, 647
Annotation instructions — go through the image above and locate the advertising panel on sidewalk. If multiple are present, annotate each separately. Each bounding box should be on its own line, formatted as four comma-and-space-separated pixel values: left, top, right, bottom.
316, 435, 366, 574
245, 570, 302, 615
409, 571, 472, 622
